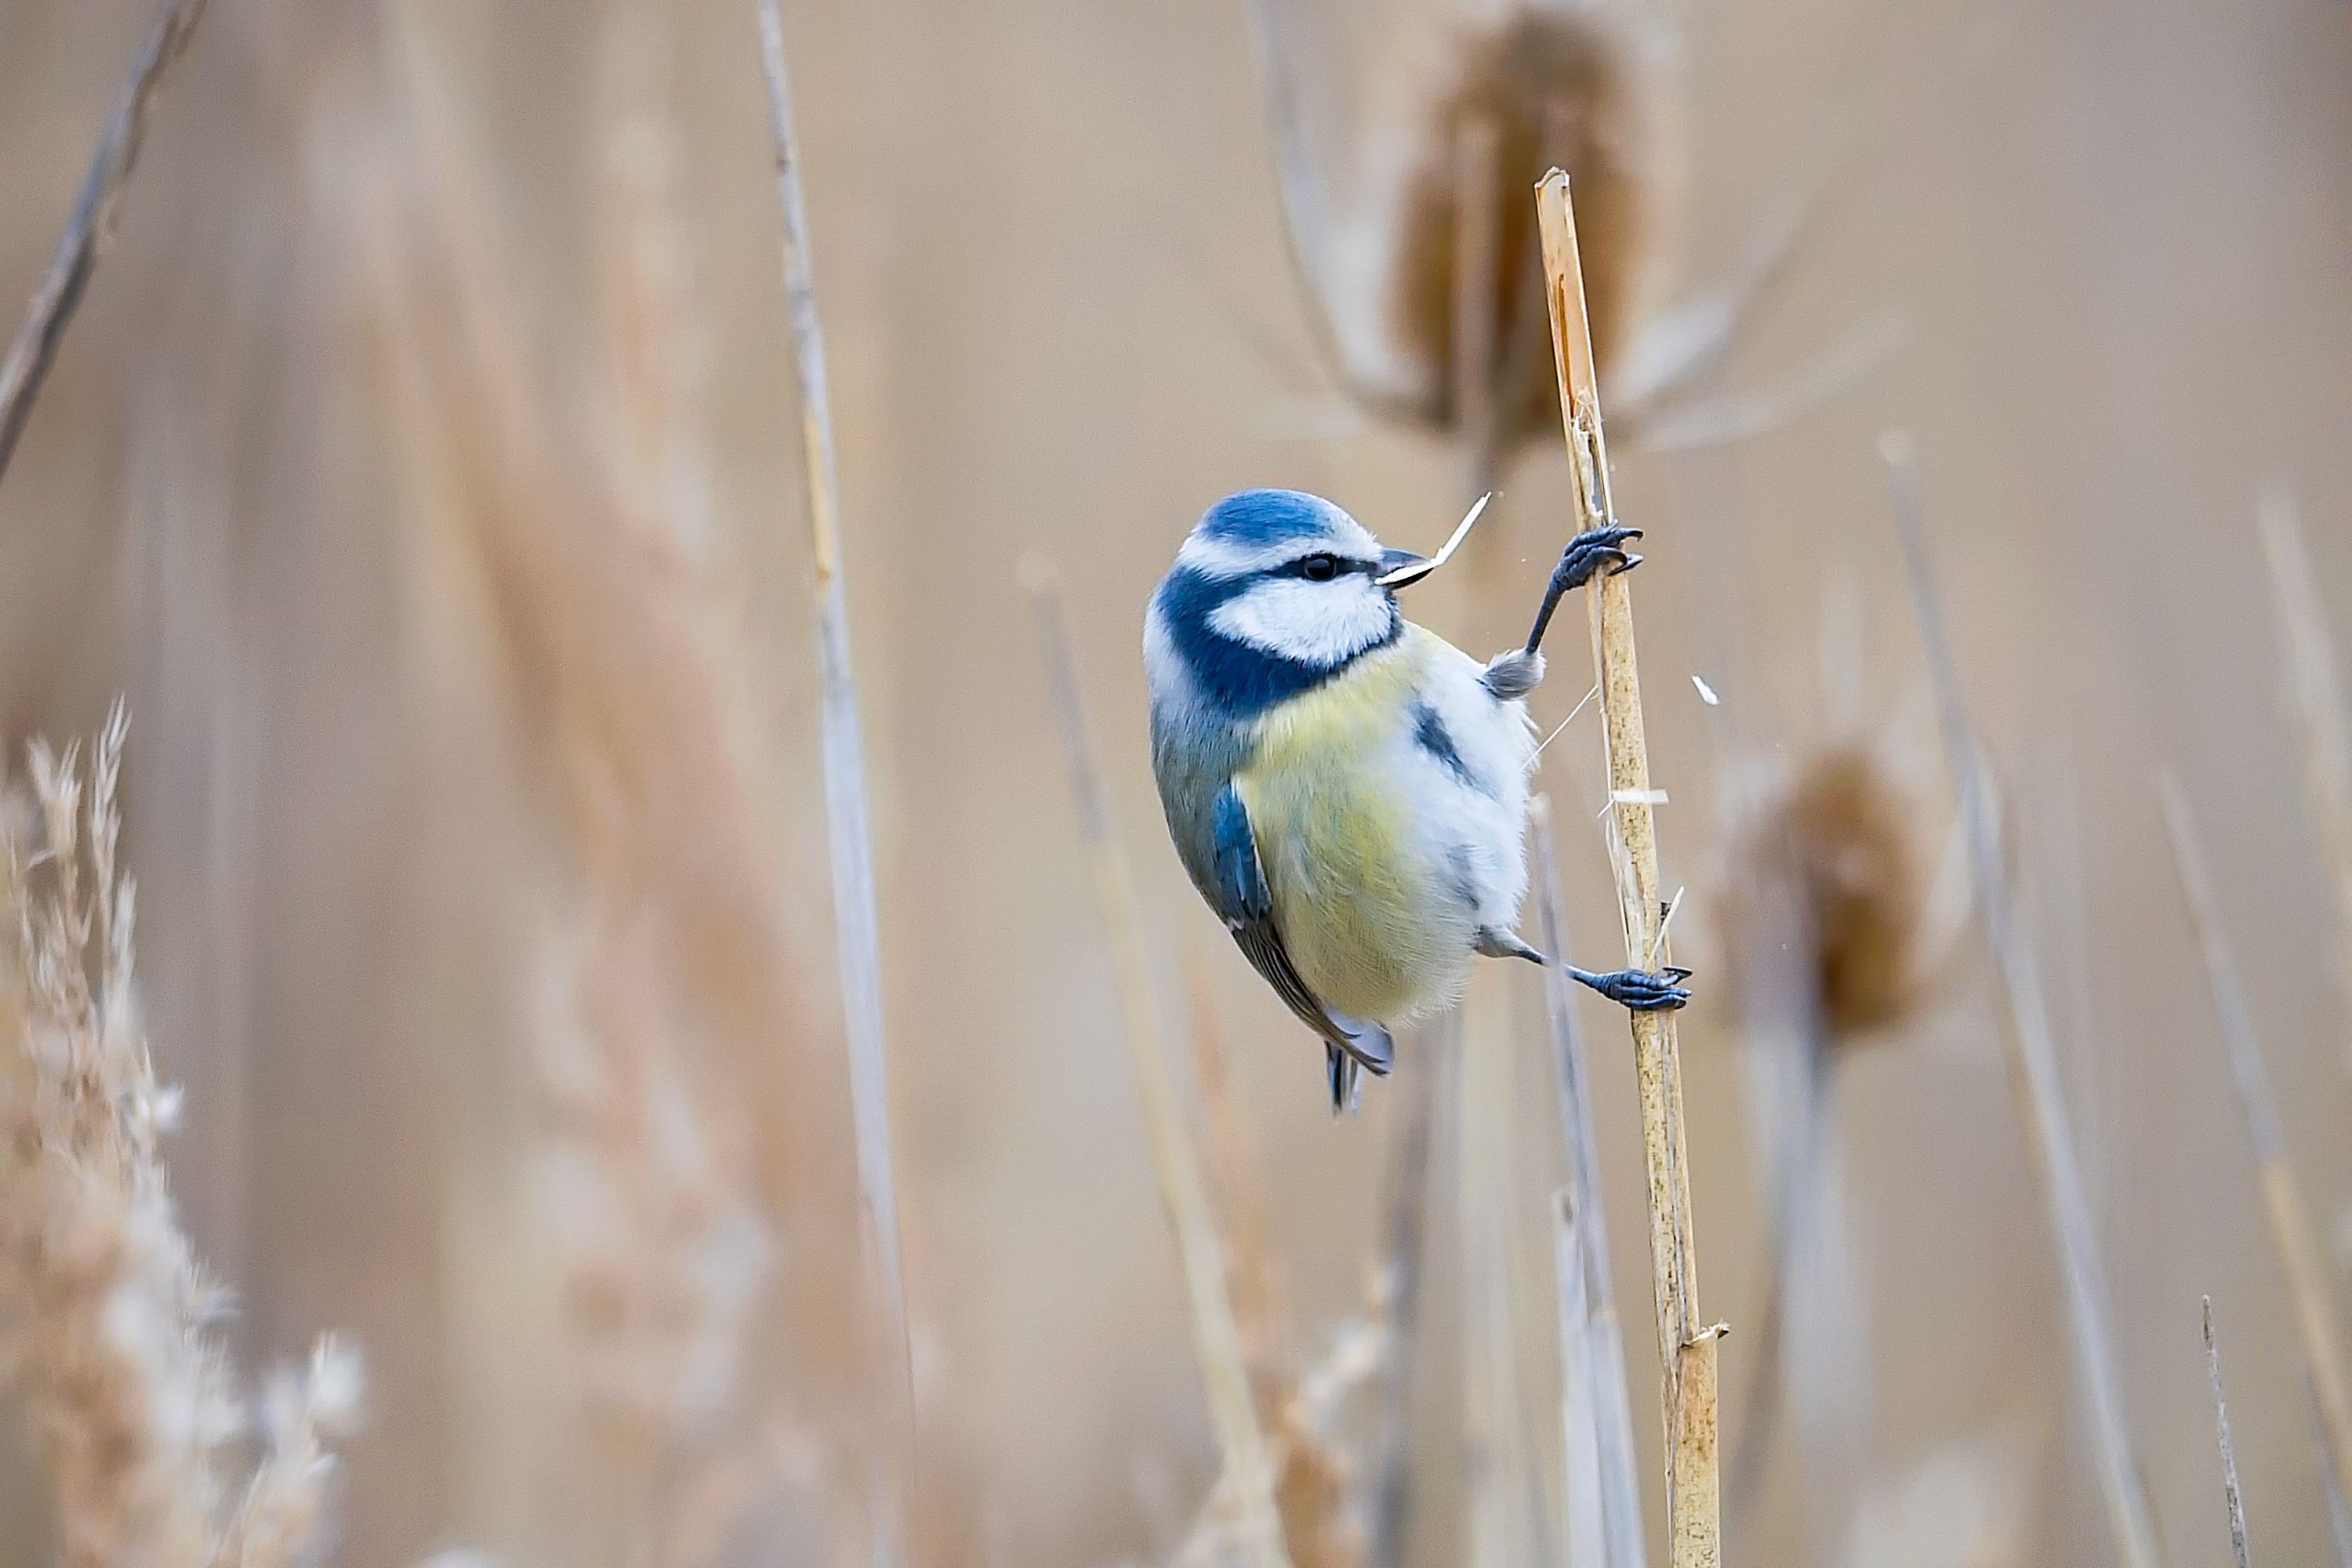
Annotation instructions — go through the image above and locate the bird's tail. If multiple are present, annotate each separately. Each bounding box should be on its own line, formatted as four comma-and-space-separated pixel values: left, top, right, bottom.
1326, 1017, 1396, 1113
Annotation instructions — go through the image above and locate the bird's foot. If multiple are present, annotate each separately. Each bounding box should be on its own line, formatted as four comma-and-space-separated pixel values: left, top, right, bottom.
1548, 525, 1644, 596
1566, 964, 1693, 1011
1523, 526, 1644, 655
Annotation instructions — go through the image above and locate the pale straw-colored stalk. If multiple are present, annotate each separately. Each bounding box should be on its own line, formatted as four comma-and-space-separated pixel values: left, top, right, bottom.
0, 0, 212, 485
1026, 570, 1291, 1568
751, 9, 916, 1557
1880, 432, 2158, 1568
2256, 487, 2352, 1085
1534, 169, 1721, 1568
2158, 774, 2352, 1512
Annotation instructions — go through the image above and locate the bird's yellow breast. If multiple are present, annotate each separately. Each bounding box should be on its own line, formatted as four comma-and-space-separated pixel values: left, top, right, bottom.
1232, 631, 1457, 1019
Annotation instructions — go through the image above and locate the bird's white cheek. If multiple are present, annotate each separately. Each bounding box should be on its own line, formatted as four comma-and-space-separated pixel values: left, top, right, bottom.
1209, 579, 1390, 665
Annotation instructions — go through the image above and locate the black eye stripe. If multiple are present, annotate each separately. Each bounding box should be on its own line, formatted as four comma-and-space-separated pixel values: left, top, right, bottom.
1283, 552, 1367, 580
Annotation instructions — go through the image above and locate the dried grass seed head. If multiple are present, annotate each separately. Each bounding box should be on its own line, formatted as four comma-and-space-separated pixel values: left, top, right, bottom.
1344, 0, 1675, 452
1714, 743, 1930, 1044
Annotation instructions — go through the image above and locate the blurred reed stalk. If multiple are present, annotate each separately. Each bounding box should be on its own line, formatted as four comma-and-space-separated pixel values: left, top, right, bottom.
752, 5, 916, 1552
1185, 956, 1360, 1568
2157, 775, 2352, 1509
2255, 488, 2352, 1085
2204, 1299, 2254, 1568
1025, 569, 1292, 1568
1880, 432, 2159, 1568
0, 709, 361, 1568
1363, 1032, 1437, 1568
1534, 169, 1721, 1567
1532, 797, 1647, 1568
0, 0, 210, 486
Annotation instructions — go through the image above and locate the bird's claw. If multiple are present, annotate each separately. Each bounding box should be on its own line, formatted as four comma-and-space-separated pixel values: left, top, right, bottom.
1568, 964, 1693, 1011
1548, 526, 1645, 595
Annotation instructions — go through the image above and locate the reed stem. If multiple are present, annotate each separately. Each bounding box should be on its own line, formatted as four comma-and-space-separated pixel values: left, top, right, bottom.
752, 8, 916, 1557
1880, 432, 2158, 1568
2158, 774, 2352, 1511
1534, 169, 1721, 1568
0, 0, 211, 488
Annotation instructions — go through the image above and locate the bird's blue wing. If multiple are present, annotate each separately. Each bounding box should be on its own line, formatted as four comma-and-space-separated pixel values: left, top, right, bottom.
1210, 786, 1394, 1106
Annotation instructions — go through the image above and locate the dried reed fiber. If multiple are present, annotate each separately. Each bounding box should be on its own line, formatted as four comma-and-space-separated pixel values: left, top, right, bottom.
1026, 568, 1292, 1568
1536, 170, 1720, 1567
2204, 1299, 2254, 1568
752, 6, 917, 1554
1880, 432, 2158, 1568
2158, 775, 2352, 1514
0, 0, 212, 487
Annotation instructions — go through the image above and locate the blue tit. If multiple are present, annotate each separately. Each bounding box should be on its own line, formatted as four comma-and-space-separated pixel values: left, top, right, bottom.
1145, 488, 1690, 1112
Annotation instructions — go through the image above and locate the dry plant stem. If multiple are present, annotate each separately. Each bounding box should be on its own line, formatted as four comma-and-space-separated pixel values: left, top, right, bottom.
1026, 574, 1292, 1568
2158, 775, 2352, 1507
1365, 1039, 1436, 1568
0, 0, 211, 487
753, 4, 917, 1544
2205, 1298, 2254, 1568
2256, 488, 2352, 1083
1533, 800, 1648, 1568
1535, 170, 1720, 1568
1881, 436, 2160, 1568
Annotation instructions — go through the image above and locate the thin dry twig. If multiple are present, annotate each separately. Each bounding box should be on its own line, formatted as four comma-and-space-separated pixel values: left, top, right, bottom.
1026, 569, 1292, 1568
752, 5, 916, 1550
1532, 798, 1647, 1568
2158, 774, 2352, 1509
1535, 169, 1720, 1568
0, 0, 212, 486
2205, 1298, 2254, 1568
2256, 487, 2352, 1084
1880, 431, 2159, 1568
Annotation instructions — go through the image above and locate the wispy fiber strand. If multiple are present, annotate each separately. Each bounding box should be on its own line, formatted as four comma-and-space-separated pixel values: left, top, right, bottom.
1879, 432, 2159, 1568
1025, 569, 1292, 1568
2256, 488, 2352, 1084
1535, 169, 1721, 1568
2204, 1298, 2254, 1568
0, 0, 212, 488
2158, 774, 2352, 1512
1532, 798, 1646, 1568
752, 6, 917, 1555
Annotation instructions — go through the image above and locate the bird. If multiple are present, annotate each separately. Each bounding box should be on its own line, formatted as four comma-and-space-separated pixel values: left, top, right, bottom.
1145, 487, 1690, 1111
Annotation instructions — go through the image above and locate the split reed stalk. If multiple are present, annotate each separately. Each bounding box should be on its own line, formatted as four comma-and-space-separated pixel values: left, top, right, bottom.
1025, 572, 1292, 1568
1534, 169, 1721, 1568
1533, 798, 1648, 1568
1880, 434, 2159, 1568
0, 0, 211, 487
753, 5, 915, 1555
2256, 488, 2352, 1084
2158, 775, 2352, 1508
2204, 1298, 2254, 1568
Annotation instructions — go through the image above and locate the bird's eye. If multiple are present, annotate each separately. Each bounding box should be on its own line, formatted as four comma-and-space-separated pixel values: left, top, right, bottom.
1298, 554, 1341, 582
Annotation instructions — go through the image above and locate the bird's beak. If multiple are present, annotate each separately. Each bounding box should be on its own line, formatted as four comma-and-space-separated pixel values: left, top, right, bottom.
1376, 548, 1433, 589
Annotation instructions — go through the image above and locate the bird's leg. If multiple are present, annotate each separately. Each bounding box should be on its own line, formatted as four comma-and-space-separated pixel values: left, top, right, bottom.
1475, 927, 1693, 1011
1522, 526, 1643, 658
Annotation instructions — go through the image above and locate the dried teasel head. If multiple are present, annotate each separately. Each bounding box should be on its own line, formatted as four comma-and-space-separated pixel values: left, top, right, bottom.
1331, 1, 1677, 460
1711, 743, 1936, 1047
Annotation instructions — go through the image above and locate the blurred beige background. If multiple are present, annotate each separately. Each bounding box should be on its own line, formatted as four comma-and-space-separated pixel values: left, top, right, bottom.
2, 0, 2350, 1563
